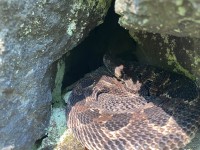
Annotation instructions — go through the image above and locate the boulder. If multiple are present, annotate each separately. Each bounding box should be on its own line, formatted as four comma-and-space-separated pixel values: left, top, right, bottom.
115, 0, 200, 38
0, 0, 111, 149
115, 0, 200, 85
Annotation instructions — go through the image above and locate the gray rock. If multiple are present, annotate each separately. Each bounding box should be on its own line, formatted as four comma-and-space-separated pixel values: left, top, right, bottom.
115, 0, 200, 86
0, 0, 111, 149
130, 32, 200, 84
115, 0, 200, 38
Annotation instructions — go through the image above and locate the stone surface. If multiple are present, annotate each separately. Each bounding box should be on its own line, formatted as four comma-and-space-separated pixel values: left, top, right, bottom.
115, 0, 200, 86
54, 129, 84, 150
38, 59, 66, 149
0, 0, 111, 149
115, 0, 200, 38
130, 32, 200, 83
49, 91, 85, 150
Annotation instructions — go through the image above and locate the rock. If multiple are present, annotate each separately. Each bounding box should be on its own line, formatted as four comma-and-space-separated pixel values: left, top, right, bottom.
130, 32, 200, 83
54, 129, 84, 150
0, 0, 111, 149
115, 0, 200, 86
115, 0, 200, 38
37, 59, 66, 149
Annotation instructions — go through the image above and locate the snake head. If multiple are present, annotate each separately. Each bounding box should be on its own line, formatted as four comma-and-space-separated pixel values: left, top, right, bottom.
103, 52, 125, 79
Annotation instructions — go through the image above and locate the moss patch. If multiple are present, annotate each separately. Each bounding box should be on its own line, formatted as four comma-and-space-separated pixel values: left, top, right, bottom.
55, 129, 84, 150
165, 48, 195, 80
52, 59, 65, 107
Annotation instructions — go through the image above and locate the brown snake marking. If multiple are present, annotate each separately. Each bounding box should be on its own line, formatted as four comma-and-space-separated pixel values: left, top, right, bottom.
67, 53, 200, 150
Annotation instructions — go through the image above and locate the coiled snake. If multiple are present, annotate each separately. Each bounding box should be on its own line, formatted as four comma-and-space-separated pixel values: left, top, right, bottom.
67, 53, 200, 150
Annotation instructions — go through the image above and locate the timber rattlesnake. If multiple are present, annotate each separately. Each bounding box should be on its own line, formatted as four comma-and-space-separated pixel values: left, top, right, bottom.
67, 53, 200, 150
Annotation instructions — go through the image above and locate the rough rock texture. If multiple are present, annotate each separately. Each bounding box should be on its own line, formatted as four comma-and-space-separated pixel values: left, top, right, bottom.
0, 0, 111, 149
37, 59, 66, 149
130, 32, 200, 82
115, 0, 200, 38
115, 0, 200, 86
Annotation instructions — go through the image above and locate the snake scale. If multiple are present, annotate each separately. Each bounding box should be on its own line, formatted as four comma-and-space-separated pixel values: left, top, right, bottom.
67, 53, 200, 150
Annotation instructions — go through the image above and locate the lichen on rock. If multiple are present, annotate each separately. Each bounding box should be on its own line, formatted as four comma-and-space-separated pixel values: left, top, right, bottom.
115, 0, 200, 38
0, 0, 111, 149
115, 0, 200, 86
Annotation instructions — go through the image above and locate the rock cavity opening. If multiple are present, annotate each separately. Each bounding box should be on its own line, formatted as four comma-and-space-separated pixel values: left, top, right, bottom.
38, 1, 137, 149
62, 1, 137, 90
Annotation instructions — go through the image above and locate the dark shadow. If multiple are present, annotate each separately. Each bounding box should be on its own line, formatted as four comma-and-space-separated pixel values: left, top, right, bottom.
34, 134, 48, 149
62, 0, 137, 90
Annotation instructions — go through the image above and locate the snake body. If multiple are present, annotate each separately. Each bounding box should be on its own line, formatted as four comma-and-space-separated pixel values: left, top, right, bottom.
67, 53, 200, 150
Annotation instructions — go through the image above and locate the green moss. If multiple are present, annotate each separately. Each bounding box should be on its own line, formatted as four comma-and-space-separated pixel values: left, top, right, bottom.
61, 132, 83, 149
194, 56, 200, 66
37, 59, 66, 149
96, 0, 109, 9
66, 21, 76, 36
52, 59, 65, 107
129, 31, 143, 45
162, 35, 169, 44
54, 130, 84, 150
86, 0, 111, 9
66, 0, 111, 36
178, 6, 186, 16
175, 0, 183, 6
179, 18, 200, 24
165, 48, 195, 80
174, 28, 181, 33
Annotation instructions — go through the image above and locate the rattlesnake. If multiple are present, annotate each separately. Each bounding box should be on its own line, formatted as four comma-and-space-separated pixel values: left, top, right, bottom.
67, 53, 200, 150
